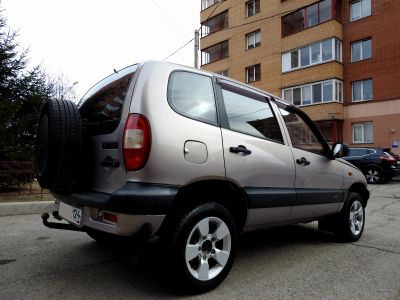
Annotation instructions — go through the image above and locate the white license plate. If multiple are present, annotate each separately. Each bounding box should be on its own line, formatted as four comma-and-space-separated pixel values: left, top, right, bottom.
59, 202, 83, 226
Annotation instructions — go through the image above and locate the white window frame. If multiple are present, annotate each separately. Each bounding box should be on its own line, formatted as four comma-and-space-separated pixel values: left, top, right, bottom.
246, 64, 260, 83
351, 39, 372, 62
282, 38, 342, 73
202, 0, 216, 11
350, 0, 371, 21
246, 30, 261, 49
352, 122, 373, 143
246, 0, 260, 17
352, 79, 373, 102
282, 79, 343, 106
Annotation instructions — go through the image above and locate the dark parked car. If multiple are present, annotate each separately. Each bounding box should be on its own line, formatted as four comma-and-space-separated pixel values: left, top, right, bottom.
343, 147, 400, 184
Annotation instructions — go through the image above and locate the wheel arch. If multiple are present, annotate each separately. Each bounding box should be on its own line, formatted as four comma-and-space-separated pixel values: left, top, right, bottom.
159, 179, 249, 235
348, 182, 370, 206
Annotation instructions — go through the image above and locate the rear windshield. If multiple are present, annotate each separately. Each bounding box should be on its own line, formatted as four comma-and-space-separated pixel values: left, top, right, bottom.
79, 65, 137, 134
384, 150, 398, 158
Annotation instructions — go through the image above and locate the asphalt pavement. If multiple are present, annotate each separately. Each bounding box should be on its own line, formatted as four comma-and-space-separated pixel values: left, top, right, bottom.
0, 181, 399, 299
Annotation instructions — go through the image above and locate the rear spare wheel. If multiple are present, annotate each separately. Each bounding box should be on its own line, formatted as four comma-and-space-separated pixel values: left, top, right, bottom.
35, 99, 82, 192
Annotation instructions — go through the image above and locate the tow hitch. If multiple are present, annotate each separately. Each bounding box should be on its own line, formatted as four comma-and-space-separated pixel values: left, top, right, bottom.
41, 212, 85, 232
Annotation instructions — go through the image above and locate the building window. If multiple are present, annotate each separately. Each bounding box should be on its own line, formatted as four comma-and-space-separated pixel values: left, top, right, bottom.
201, 40, 229, 65
201, 10, 228, 37
246, 30, 261, 49
201, 0, 217, 11
282, 79, 343, 106
350, 0, 371, 21
352, 79, 372, 101
246, 0, 260, 17
282, 0, 340, 37
351, 39, 372, 62
219, 70, 229, 77
246, 64, 261, 83
282, 38, 342, 72
352, 122, 373, 143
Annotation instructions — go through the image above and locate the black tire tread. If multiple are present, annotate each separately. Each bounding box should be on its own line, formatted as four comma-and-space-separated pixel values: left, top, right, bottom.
35, 99, 82, 191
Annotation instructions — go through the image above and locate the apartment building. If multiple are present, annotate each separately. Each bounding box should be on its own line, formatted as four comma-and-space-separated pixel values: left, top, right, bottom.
200, 0, 400, 154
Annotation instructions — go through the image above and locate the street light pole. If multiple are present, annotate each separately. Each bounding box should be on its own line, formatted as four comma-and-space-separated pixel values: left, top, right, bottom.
194, 29, 199, 68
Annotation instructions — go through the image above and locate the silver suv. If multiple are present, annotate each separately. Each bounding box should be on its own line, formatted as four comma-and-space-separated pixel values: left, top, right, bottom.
35, 61, 369, 293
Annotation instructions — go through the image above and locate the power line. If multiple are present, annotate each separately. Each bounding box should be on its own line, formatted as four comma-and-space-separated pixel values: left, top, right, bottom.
163, 38, 194, 61
162, 0, 224, 62
220, 7, 299, 33
151, 0, 188, 38
199, 0, 224, 31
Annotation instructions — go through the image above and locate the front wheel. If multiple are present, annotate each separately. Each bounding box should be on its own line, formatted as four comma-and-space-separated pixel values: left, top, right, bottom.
167, 203, 237, 293
335, 192, 366, 242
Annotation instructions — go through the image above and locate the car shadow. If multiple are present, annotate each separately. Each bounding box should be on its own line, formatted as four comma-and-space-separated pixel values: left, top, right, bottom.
71, 224, 337, 296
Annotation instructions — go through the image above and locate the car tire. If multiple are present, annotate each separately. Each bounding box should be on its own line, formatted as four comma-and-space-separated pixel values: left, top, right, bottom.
334, 192, 366, 242
167, 202, 237, 294
35, 99, 82, 192
364, 166, 384, 184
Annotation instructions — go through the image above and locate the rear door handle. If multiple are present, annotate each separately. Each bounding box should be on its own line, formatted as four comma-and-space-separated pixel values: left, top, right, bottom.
296, 157, 310, 166
230, 145, 252, 155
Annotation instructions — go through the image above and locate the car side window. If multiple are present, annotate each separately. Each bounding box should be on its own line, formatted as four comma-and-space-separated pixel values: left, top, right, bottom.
221, 86, 283, 143
348, 149, 368, 156
279, 106, 325, 155
168, 72, 217, 125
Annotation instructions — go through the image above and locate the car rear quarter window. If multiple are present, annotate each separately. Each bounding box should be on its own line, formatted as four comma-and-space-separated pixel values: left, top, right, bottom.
168, 72, 217, 125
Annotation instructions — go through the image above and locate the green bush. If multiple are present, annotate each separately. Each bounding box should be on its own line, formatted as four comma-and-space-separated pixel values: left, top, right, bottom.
0, 161, 34, 189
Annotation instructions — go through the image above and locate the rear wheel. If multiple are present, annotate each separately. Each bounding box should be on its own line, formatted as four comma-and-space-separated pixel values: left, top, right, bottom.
364, 166, 383, 184
167, 202, 237, 293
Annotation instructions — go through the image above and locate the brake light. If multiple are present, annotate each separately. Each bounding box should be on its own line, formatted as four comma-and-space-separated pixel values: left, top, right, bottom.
380, 155, 397, 162
123, 114, 151, 171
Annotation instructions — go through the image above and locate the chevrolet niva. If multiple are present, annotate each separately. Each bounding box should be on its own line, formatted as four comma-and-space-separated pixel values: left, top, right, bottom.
35, 61, 369, 293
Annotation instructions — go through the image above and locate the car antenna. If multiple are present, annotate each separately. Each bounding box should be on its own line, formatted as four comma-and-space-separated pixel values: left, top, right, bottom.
113, 69, 118, 74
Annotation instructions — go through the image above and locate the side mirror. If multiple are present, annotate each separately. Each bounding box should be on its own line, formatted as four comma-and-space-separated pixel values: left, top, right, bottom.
332, 143, 348, 158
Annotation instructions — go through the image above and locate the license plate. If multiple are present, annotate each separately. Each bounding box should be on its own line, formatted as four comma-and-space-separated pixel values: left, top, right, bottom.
71, 207, 82, 225
59, 202, 83, 226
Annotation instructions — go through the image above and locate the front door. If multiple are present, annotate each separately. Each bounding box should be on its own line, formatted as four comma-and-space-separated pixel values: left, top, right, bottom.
277, 104, 344, 221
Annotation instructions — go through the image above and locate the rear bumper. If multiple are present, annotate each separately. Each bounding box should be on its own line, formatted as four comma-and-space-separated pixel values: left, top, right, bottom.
52, 182, 180, 236
383, 166, 400, 178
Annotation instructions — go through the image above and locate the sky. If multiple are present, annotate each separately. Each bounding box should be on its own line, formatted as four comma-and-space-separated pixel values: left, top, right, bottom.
2, 0, 200, 98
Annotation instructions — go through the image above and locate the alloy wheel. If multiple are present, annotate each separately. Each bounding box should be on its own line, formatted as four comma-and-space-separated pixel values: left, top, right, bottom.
365, 169, 381, 183
349, 200, 364, 236
185, 216, 231, 281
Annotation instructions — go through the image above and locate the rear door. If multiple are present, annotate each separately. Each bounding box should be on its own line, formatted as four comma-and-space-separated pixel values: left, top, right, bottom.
276, 103, 344, 221
78, 65, 139, 193
216, 80, 296, 227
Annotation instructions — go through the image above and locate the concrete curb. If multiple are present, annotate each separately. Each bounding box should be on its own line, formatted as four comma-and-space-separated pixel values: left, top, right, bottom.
0, 201, 54, 217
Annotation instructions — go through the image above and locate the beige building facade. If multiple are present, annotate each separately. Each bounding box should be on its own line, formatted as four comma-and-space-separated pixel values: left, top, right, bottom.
200, 0, 400, 154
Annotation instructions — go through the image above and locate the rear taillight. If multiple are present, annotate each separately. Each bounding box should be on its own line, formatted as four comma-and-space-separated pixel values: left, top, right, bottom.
380, 155, 397, 162
123, 114, 151, 171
